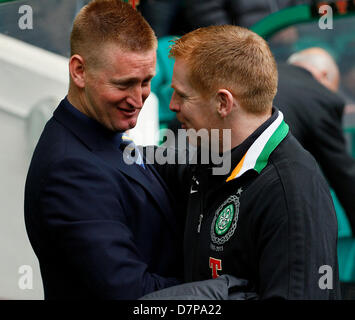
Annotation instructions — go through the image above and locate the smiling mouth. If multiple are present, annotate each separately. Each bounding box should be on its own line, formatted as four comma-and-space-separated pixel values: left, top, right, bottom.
177, 118, 186, 129
117, 107, 137, 115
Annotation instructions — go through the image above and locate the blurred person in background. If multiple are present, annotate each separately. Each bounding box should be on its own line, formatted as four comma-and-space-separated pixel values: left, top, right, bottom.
139, 0, 189, 38
275, 47, 355, 235
186, 0, 310, 30
341, 64, 355, 106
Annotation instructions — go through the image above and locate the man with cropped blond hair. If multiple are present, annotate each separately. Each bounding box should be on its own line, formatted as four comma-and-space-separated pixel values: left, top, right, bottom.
25, 0, 182, 300
155, 25, 341, 299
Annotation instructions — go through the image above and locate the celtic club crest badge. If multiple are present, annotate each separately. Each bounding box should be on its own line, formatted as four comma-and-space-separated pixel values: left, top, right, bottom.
211, 193, 240, 246
215, 204, 234, 235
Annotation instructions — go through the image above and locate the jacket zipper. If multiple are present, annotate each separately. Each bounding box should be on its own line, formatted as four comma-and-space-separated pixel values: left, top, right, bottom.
197, 213, 203, 233
193, 183, 204, 279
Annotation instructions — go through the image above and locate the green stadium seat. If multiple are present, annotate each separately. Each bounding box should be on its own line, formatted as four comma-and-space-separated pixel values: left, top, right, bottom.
151, 36, 177, 128
335, 128, 355, 282
331, 190, 355, 282
331, 190, 352, 238
338, 238, 355, 282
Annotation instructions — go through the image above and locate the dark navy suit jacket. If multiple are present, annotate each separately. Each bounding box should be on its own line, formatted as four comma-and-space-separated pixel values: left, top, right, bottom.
24, 98, 183, 299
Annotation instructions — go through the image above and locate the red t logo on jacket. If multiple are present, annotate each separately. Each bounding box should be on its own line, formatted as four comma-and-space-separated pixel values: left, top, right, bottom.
209, 257, 222, 279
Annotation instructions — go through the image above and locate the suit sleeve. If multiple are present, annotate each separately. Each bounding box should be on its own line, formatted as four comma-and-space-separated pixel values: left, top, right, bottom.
148, 146, 192, 214
312, 104, 355, 234
39, 157, 180, 299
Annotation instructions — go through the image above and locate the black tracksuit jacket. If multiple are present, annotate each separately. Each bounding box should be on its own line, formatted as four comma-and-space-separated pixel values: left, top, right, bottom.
155, 108, 341, 299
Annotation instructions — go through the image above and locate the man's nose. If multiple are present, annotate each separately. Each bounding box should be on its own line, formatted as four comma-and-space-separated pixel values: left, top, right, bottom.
169, 92, 180, 113
127, 85, 144, 108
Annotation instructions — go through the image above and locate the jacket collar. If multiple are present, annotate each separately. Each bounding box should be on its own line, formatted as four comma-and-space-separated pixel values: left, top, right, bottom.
53, 97, 122, 151
226, 108, 289, 182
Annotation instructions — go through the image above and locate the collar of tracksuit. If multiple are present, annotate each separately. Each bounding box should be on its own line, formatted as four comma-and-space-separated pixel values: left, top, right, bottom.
192, 107, 289, 183
226, 107, 289, 182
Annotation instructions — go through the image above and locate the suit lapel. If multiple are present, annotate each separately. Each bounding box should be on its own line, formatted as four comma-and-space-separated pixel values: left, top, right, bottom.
146, 163, 179, 229
95, 147, 178, 234
53, 99, 178, 234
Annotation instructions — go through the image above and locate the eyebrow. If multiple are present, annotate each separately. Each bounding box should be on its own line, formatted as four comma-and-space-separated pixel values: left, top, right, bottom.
110, 74, 155, 85
171, 84, 187, 97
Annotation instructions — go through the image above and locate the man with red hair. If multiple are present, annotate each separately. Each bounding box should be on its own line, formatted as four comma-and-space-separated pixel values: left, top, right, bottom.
154, 25, 341, 299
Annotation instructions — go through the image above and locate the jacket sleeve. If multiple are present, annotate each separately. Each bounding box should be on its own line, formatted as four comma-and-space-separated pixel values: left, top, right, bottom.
250, 173, 339, 299
140, 274, 258, 300
250, 178, 289, 299
39, 156, 180, 299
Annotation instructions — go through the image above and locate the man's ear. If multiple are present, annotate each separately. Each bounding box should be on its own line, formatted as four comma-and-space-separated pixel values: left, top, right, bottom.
216, 89, 234, 118
315, 69, 336, 92
69, 54, 86, 89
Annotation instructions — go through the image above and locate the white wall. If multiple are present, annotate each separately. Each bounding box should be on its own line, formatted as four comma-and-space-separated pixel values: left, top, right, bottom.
0, 34, 69, 300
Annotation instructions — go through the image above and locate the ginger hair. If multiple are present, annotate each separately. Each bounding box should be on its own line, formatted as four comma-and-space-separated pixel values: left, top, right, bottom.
170, 25, 278, 114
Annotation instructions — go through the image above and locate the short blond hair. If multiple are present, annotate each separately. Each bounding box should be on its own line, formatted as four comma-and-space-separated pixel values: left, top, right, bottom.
170, 25, 278, 114
70, 0, 157, 67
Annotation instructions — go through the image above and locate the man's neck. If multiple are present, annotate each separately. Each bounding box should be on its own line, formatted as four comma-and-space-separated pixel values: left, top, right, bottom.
67, 87, 88, 117
229, 109, 272, 150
